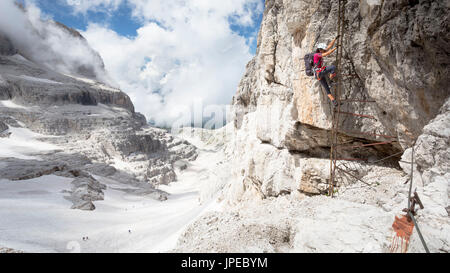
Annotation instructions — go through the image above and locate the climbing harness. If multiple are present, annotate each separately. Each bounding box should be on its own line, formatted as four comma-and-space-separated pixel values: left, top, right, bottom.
315, 66, 326, 81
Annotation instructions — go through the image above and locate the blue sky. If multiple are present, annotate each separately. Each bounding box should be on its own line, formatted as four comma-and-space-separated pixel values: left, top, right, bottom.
22, 0, 141, 37
23, 0, 263, 53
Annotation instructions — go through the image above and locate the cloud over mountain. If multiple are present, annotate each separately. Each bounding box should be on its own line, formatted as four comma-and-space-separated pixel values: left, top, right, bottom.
0, 0, 113, 84
74, 0, 264, 127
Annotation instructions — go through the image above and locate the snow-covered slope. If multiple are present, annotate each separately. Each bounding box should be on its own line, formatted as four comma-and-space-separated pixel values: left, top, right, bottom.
0, 6, 203, 253
0, 126, 225, 253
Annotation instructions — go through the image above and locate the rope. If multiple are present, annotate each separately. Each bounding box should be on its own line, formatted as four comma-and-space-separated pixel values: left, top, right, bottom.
407, 143, 430, 253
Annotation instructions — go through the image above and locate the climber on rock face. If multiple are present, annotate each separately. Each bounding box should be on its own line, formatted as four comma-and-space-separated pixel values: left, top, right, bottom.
314, 37, 338, 107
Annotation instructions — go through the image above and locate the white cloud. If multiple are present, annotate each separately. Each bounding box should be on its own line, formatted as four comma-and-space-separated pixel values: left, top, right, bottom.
64, 0, 124, 14
82, 0, 264, 127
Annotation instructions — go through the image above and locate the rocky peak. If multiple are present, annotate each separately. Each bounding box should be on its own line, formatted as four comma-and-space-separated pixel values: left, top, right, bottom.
0, 16, 198, 210
0, 2, 109, 83
0, 34, 17, 56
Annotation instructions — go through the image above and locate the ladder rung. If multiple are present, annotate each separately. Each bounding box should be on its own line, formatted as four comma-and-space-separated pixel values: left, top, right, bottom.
339, 99, 376, 103
335, 111, 377, 120
337, 130, 397, 139
337, 141, 396, 149
333, 158, 366, 162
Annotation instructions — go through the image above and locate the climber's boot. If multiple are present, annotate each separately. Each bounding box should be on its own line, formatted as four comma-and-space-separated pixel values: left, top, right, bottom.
327, 94, 338, 107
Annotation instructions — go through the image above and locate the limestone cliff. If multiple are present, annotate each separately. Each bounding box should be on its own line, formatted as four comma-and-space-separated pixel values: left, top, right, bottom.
174, 0, 449, 253
227, 0, 449, 200
234, 0, 449, 150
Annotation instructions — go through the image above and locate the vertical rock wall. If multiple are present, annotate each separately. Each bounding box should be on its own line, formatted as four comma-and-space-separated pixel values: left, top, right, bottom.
233, 0, 449, 150
226, 0, 449, 200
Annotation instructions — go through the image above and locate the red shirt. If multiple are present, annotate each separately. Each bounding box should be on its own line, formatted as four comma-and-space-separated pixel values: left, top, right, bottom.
313, 53, 323, 69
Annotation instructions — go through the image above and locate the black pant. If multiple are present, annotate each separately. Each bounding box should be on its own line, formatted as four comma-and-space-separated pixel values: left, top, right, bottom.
316, 65, 336, 96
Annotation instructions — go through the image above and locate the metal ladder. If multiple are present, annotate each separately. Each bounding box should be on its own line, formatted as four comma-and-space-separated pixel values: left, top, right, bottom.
326, 0, 429, 253
328, 0, 398, 196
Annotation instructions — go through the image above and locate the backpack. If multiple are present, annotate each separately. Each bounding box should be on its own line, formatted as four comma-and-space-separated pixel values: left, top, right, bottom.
304, 53, 315, 76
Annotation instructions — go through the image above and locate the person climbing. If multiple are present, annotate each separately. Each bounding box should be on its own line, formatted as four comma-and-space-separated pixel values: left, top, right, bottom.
314, 36, 339, 107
